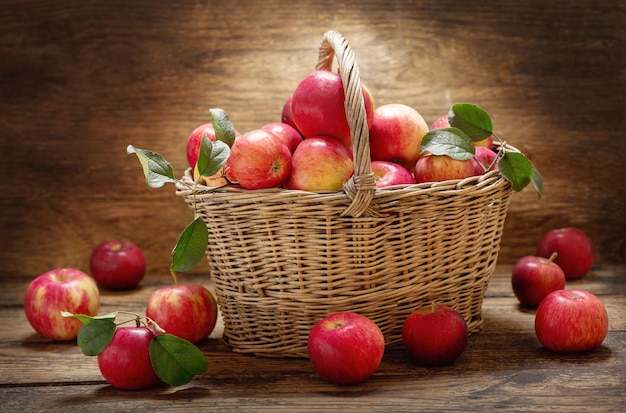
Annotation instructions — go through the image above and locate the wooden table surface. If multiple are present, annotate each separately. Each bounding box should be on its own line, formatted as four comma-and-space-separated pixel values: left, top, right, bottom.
1, 264, 624, 412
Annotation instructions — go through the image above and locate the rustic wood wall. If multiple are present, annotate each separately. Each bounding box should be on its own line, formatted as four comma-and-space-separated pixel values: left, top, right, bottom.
1, 0, 624, 281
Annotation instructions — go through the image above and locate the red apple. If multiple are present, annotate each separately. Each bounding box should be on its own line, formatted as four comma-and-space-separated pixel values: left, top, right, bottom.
535, 289, 609, 353
284, 136, 354, 191
290, 70, 375, 148
146, 284, 218, 344
227, 129, 292, 189
24, 268, 100, 341
368, 103, 429, 172
97, 326, 161, 389
472, 146, 500, 176
260, 121, 303, 153
536, 227, 594, 279
89, 240, 146, 290
414, 154, 475, 183
308, 312, 385, 386
186, 123, 241, 169
371, 160, 416, 188
430, 113, 493, 149
281, 96, 299, 132
402, 304, 468, 365
511, 253, 566, 308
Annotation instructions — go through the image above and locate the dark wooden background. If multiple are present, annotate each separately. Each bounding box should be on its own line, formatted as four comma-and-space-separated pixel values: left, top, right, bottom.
1, 0, 624, 282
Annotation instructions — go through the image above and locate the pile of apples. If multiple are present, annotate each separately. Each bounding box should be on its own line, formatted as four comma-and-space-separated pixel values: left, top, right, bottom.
186, 69, 498, 191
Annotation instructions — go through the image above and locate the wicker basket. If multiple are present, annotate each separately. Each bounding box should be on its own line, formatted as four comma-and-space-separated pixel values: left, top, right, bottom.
175, 30, 514, 358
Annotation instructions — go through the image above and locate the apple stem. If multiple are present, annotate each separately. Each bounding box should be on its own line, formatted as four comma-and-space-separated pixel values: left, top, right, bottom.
430, 301, 436, 313
170, 270, 179, 287
546, 252, 559, 264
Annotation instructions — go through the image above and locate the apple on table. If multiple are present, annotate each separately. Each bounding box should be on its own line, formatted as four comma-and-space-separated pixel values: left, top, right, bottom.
23, 268, 100, 341
307, 312, 385, 386
511, 253, 566, 308
536, 227, 594, 279
89, 239, 146, 290
146, 284, 218, 344
535, 289, 608, 353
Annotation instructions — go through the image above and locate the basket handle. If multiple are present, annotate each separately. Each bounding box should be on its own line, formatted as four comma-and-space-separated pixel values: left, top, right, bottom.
316, 31, 377, 217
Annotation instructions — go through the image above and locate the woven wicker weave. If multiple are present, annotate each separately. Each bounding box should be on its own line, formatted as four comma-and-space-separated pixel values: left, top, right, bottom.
175, 30, 514, 358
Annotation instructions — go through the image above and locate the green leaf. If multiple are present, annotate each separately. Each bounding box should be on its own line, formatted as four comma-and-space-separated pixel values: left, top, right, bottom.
127, 145, 177, 188
448, 103, 493, 141
61, 311, 118, 325
531, 163, 544, 199
498, 152, 534, 192
210, 108, 236, 148
76, 319, 117, 356
149, 334, 209, 387
420, 128, 475, 160
196, 136, 230, 178
170, 216, 209, 272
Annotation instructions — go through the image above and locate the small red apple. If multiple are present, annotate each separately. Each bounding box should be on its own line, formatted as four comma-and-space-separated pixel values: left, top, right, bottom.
369, 103, 429, 172
430, 113, 493, 149
511, 253, 566, 308
414, 154, 475, 183
308, 312, 385, 386
24, 268, 100, 340
535, 289, 608, 353
260, 121, 303, 153
146, 284, 218, 344
89, 240, 146, 290
285, 136, 354, 191
186, 122, 240, 169
290, 70, 375, 148
536, 227, 594, 279
402, 304, 468, 365
471, 146, 500, 176
97, 326, 161, 390
281, 96, 299, 132
371, 160, 416, 188
227, 129, 292, 189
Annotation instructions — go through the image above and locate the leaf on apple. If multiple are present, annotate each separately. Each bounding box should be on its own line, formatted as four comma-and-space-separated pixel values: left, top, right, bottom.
448, 103, 493, 141
210, 108, 237, 148
77, 318, 117, 356
420, 128, 475, 160
149, 333, 209, 387
127, 145, 177, 188
196, 136, 230, 178
170, 216, 209, 273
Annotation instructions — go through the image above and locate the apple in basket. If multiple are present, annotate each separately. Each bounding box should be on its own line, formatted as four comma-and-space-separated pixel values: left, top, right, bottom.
146, 284, 218, 344
511, 253, 566, 308
227, 129, 292, 189
471, 146, 500, 176
290, 70, 375, 148
536, 227, 594, 280
308, 312, 385, 385
24, 268, 100, 340
369, 103, 429, 173
430, 113, 494, 149
414, 153, 475, 183
280, 96, 299, 133
371, 160, 416, 188
260, 121, 303, 153
284, 136, 354, 191
402, 304, 468, 365
535, 289, 608, 353
186, 122, 240, 169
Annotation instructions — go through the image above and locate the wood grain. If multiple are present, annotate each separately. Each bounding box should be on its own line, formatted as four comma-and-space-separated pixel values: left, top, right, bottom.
0, 0, 624, 283
1, 266, 624, 412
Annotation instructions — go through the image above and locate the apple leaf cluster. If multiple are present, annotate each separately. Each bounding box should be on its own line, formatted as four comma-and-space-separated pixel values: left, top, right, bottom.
63, 311, 209, 387
127, 110, 234, 274
422, 103, 543, 197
